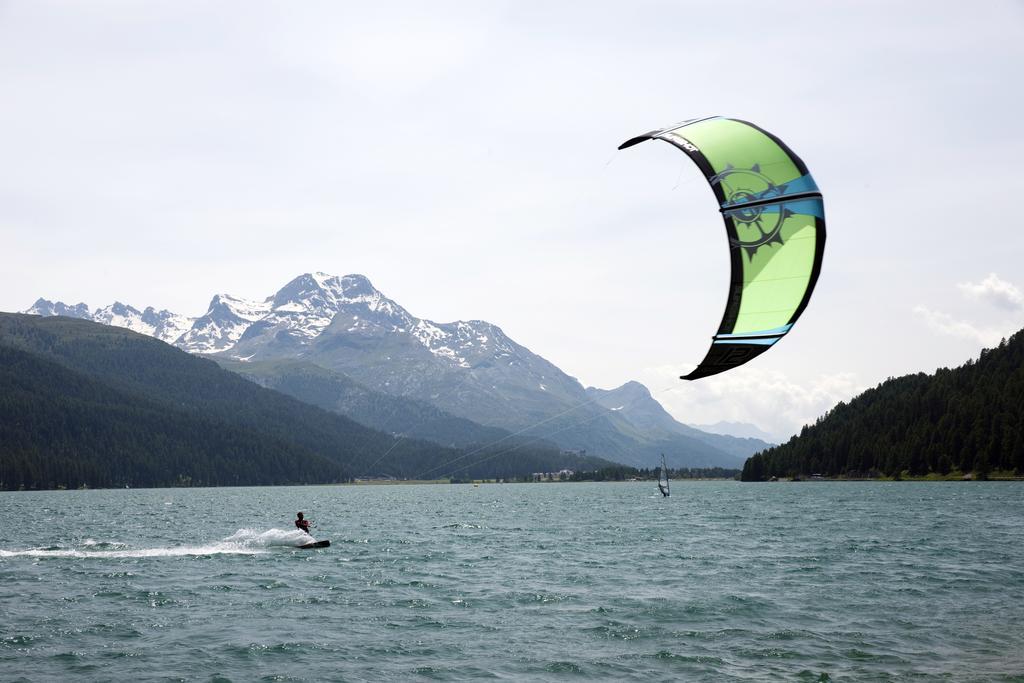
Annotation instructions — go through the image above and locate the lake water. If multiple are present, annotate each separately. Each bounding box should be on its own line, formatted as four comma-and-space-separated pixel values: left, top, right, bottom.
1, 482, 1023, 681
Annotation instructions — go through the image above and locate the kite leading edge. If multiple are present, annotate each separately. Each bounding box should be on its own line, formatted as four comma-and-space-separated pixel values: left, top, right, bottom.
619, 116, 826, 380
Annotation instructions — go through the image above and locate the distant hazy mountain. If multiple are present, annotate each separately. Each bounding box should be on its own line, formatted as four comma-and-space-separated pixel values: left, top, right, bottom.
690, 420, 779, 444
22, 272, 748, 467
586, 382, 772, 459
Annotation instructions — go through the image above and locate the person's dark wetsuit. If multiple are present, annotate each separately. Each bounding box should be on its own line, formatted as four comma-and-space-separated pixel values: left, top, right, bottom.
295, 512, 311, 534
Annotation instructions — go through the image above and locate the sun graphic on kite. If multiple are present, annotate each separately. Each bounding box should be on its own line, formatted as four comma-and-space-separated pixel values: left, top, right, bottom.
710, 163, 794, 259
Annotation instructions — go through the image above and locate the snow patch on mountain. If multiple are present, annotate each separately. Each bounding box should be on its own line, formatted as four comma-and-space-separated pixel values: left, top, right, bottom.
219, 294, 272, 322
144, 308, 194, 343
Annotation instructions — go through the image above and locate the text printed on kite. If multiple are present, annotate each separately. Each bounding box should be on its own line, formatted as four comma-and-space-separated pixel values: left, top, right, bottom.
619, 116, 826, 380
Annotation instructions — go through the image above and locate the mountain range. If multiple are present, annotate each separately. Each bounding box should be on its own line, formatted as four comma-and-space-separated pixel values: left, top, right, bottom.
24, 273, 773, 468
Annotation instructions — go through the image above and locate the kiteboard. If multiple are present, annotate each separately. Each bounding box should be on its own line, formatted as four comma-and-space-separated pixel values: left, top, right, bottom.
297, 540, 330, 549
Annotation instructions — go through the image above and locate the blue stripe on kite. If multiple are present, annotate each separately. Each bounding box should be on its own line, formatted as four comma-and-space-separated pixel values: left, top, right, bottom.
712, 338, 778, 346
720, 174, 823, 218
779, 174, 819, 195
720, 174, 818, 208
723, 198, 824, 220
781, 198, 824, 219
716, 324, 792, 338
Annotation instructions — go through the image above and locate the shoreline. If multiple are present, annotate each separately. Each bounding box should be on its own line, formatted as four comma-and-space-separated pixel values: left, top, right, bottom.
766, 471, 1024, 483
6, 475, 1023, 493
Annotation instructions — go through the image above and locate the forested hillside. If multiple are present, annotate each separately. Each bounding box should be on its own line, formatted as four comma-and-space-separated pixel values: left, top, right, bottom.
0, 314, 609, 489
0, 343, 347, 488
742, 329, 1024, 480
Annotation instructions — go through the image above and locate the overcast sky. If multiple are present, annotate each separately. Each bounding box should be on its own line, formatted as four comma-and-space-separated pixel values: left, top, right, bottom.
2, 1, 1023, 440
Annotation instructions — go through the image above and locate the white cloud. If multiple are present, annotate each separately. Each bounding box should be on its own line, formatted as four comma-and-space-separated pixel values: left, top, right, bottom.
913, 274, 1024, 350
912, 305, 1007, 347
958, 273, 1024, 311
639, 365, 865, 443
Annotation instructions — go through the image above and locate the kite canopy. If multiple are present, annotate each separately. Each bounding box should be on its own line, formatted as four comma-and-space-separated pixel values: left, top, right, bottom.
619, 116, 825, 380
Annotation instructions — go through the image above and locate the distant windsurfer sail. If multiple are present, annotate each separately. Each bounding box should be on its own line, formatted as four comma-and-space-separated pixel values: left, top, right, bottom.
619, 116, 826, 380
658, 455, 670, 498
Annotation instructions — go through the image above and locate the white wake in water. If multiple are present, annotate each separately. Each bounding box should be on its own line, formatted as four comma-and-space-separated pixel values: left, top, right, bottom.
0, 528, 317, 559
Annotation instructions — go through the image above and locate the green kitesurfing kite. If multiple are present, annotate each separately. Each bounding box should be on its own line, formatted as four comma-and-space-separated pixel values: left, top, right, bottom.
619, 116, 825, 380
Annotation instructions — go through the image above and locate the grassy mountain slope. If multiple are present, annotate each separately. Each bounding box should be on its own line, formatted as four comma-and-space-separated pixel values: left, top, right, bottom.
217, 359, 515, 448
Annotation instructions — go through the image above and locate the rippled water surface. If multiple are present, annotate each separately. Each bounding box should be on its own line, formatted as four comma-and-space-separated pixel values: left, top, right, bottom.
2, 482, 1023, 681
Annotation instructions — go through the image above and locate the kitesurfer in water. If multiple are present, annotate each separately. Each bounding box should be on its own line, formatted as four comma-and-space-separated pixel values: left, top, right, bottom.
295, 512, 312, 535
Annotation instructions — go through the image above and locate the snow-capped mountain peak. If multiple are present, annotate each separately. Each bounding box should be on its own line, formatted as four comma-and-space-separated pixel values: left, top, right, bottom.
25, 298, 91, 319
20, 274, 411, 356
23, 299, 193, 344
263, 273, 369, 341
92, 302, 145, 331
247, 272, 409, 346
175, 293, 271, 354
139, 306, 194, 343
24, 273, 539, 369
